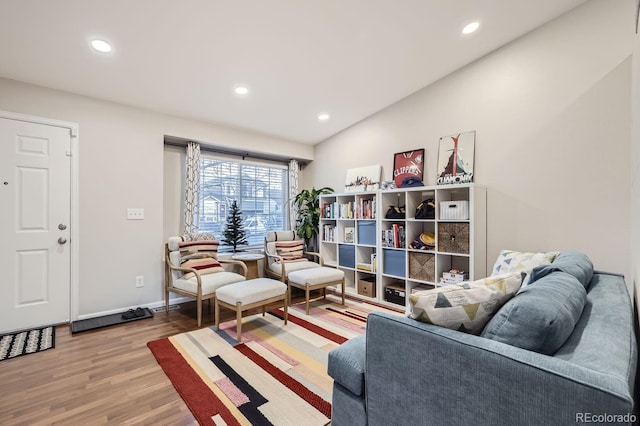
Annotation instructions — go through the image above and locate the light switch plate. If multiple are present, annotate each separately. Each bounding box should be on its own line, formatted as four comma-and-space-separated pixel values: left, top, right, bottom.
127, 208, 144, 220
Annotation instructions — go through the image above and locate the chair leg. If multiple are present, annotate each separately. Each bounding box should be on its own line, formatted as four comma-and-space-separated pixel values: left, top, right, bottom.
165, 288, 170, 314
341, 277, 345, 306
236, 302, 242, 343
305, 285, 310, 315
197, 295, 202, 328
283, 294, 288, 325
288, 284, 292, 307
262, 305, 266, 316
214, 299, 220, 330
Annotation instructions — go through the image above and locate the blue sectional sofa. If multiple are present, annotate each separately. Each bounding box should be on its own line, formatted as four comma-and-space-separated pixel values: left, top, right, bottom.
328, 252, 638, 425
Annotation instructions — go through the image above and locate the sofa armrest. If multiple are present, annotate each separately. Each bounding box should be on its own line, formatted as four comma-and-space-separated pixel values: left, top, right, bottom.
365, 312, 635, 426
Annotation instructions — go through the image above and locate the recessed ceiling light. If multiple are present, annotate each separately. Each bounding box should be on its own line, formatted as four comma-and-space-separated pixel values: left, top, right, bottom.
91, 39, 112, 53
234, 86, 249, 96
462, 22, 480, 35
318, 113, 330, 122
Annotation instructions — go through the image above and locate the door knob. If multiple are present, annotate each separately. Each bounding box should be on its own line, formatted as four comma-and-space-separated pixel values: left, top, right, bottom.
58, 224, 67, 230
58, 237, 67, 245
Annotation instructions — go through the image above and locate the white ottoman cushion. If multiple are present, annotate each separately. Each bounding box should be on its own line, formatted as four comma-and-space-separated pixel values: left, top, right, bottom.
288, 267, 344, 286
216, 278, 287, 306
269, 260, 321, 275
174, 272, 246, 295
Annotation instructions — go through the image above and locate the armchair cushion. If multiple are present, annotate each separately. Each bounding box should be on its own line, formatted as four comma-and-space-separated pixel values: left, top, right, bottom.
275, 240, 305, 262
178, 240, 220, 258
181, 256, 225, 279
267, 260, 320, 276
173, 272, 246, 295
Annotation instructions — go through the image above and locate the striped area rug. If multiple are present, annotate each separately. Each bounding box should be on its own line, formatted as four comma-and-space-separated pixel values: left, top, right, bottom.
0, 326, 55, 361
147, 296, 399, 425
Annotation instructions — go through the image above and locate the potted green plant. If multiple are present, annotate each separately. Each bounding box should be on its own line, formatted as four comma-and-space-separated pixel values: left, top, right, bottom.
294, 186, 333, 252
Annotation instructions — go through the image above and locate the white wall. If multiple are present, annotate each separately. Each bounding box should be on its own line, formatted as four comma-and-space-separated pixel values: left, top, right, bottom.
0, 77, 312, 317
308, 0, 636, 280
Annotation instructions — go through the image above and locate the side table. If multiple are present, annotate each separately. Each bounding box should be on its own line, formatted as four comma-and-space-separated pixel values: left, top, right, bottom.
231, 253, 265, 280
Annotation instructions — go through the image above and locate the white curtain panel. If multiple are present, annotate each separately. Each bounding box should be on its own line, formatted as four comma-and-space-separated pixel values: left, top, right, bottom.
184, 141, 201, 233
288, 159, 299, 231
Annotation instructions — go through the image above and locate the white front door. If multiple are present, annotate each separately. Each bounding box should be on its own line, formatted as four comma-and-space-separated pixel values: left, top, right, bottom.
0, 117, 71, 333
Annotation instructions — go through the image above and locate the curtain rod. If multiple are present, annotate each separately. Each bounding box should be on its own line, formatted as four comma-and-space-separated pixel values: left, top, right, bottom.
163, 135, 308, 166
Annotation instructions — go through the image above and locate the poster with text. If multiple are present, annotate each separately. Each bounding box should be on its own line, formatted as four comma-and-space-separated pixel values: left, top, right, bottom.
437, 131, 475, 185
393, 149, 424, 187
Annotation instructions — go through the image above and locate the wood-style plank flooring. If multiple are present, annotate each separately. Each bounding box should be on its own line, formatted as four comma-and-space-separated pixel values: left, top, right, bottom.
0, 295, 311, 426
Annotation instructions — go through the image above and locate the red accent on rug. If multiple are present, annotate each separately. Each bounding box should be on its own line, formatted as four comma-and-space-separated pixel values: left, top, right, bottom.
270, 309, 348, 344
147, 338, 239, 426
326, 306, 368, 322
235, 343, 332, 418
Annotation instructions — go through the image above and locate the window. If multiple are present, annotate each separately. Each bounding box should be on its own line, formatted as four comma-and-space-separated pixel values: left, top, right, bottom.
197, 154, 288, 248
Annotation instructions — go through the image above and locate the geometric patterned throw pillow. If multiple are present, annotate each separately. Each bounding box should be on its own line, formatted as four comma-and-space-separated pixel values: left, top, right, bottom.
409, 272, 524, 335
490, 250, 559, 288
275, 240, 305, 262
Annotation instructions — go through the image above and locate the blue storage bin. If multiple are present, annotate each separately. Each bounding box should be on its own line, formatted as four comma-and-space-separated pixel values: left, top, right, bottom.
357, 220, 376, 245
338, 244, 356, 268
383, 249, 406, 277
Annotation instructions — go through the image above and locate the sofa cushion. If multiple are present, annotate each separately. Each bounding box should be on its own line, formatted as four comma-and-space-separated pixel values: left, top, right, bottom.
481, 271, 586, 355
327, 334, 366, 396
491, 249, 559, 288
408, 272, 523, 335
528, 250, 593, 289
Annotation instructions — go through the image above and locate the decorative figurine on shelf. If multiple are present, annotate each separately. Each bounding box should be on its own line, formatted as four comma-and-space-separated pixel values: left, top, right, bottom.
222, 200, 248, 253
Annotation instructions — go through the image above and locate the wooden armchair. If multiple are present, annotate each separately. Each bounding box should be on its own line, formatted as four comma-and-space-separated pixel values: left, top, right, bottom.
164, 233, 247, 327
263, 230, 322, 283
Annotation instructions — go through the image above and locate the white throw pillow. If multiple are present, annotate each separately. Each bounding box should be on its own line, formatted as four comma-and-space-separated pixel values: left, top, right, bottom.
491, 250, 559, 288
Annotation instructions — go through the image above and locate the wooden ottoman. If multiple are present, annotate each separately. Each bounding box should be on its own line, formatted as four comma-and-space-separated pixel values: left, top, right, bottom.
215, 278, 288, 342
287, 267, 345, 314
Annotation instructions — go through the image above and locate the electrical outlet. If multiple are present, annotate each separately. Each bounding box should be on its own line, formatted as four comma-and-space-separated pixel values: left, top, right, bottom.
127, 208, 144, 220
136, 276, 144, 288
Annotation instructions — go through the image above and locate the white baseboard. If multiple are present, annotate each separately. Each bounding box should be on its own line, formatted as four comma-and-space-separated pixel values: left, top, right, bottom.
75, 296, 194, 321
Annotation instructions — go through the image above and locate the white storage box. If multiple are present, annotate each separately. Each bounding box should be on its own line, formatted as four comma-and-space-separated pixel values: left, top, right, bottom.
439, 201, 469, 220
440, 271, 469, 286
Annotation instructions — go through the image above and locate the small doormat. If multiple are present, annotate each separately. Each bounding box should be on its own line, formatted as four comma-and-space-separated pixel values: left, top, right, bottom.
0, 325, 55, 361
71, 307, 154, 333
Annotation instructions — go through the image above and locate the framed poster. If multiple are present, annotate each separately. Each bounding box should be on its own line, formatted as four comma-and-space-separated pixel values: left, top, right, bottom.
393, 149, 424, 187
436, 131, 475, 185
344, 165, 381, 192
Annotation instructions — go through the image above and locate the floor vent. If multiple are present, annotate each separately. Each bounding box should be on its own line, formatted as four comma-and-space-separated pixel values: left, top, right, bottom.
152, 304, 181, 313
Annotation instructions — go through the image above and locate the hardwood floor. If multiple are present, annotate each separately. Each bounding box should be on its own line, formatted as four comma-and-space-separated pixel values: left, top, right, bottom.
0, 296, 307, 426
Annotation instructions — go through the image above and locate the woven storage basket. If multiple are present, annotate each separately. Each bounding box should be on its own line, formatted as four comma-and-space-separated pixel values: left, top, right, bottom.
438, 223, 470, 254
408, 252, 435, 282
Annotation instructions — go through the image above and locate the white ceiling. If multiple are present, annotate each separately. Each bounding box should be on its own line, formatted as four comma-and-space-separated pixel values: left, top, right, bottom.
0, 0, 587, 145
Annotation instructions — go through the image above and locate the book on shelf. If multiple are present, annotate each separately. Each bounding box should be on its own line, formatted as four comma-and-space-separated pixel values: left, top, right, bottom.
357, 262, 372, 271
344, 227, 355, 243
382, 225, 405, 248
371, 252, 377, 272
322, 224, 335, 242
355, 196, 377, 219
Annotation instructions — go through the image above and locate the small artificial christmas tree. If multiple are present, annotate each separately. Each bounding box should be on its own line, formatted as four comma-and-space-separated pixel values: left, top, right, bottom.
222, 200, 248, 252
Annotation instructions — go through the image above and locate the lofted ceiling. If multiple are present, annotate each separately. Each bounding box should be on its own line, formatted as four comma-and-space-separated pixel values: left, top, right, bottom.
0, 0, 587, 145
